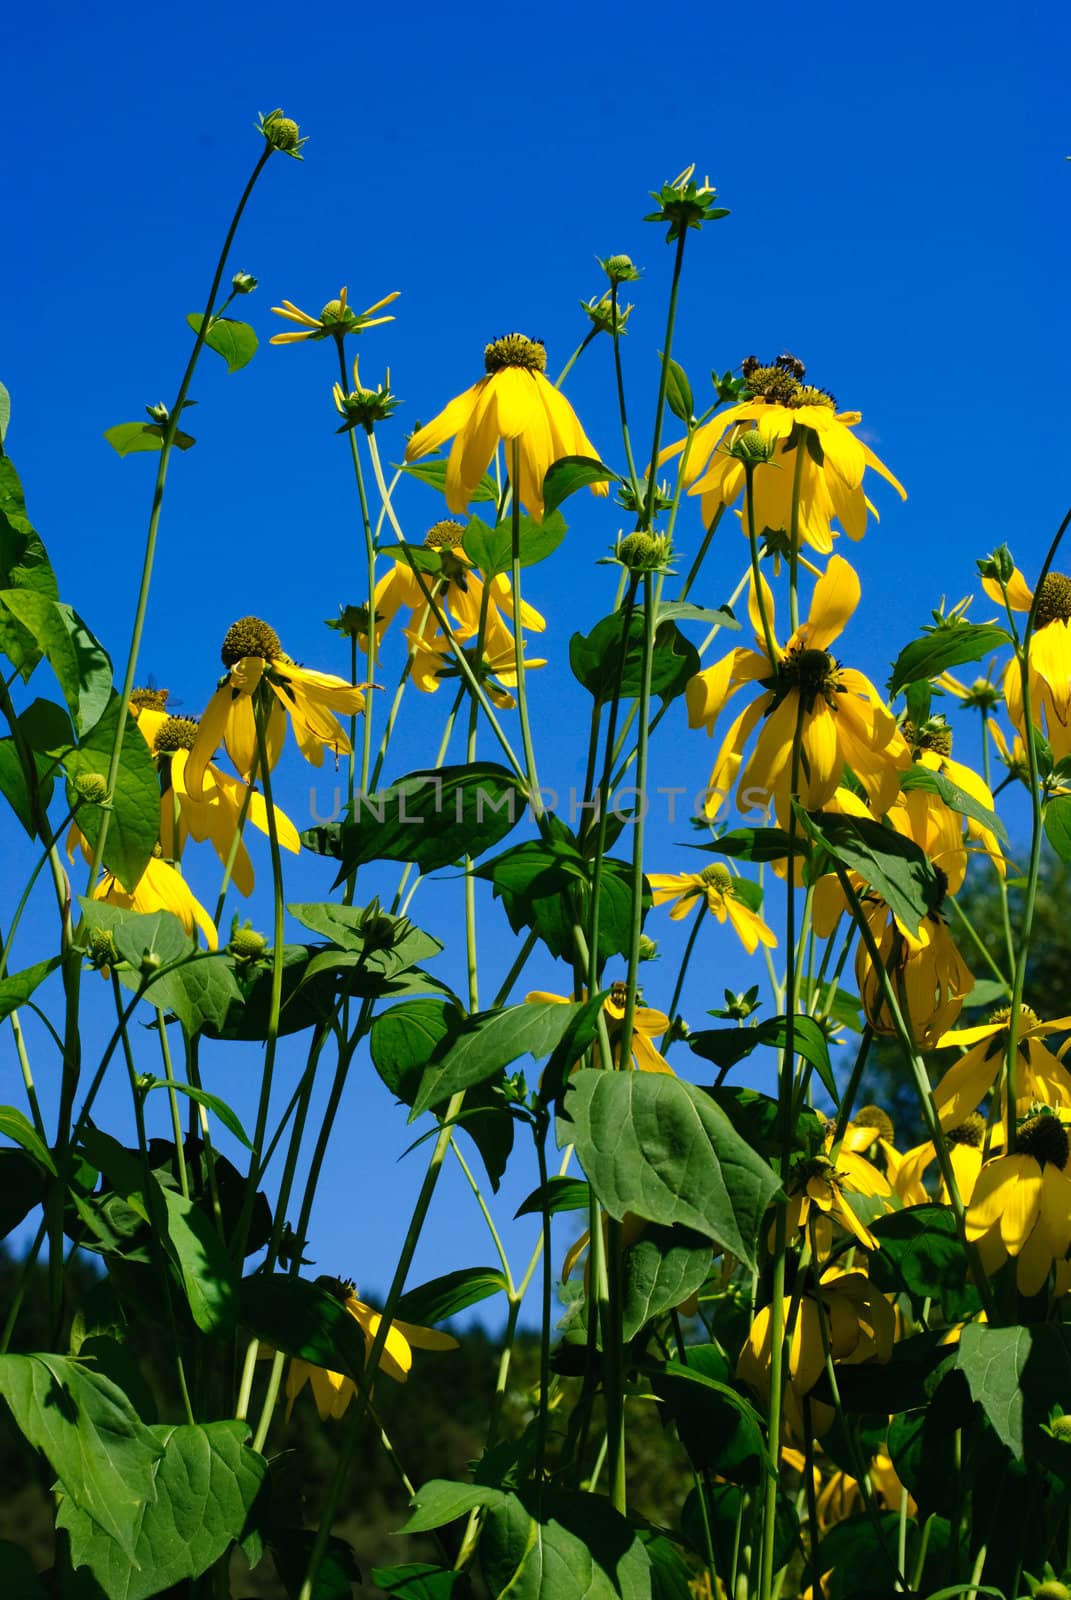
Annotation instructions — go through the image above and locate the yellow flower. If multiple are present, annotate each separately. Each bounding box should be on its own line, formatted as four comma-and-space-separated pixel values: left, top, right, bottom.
525, 983, 674, 1074
403, 624, 546, 708
855, 891, 974, 1051
782, 1138, 893, 1256
737, 1268, 894, 1441
965, 1112, 1071, 1295
894, 1113, 986, 1207
686, 556, 908, 825
983, 566, 1071, 760
404, 332, 605, 521
136, 709, 300, 897
661, 353, 905, 554
647, 862, 777, 954
281, 1278, 458, 1421
816, 1452, 913, 1534
93, 850, 218, 950
931, 1005, 1071, 1130
892, 718, 1005, 889
186, 617, 366, 798
269, 285, 399, 344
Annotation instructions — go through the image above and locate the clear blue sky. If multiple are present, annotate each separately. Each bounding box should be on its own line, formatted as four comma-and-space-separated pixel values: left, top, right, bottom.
3, 0, 1069, 1318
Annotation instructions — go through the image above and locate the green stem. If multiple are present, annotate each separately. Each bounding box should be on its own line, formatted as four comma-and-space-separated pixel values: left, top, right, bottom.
640, 230, 688, 531
156, 1010, 190, 1200
660, 902, 705, 1049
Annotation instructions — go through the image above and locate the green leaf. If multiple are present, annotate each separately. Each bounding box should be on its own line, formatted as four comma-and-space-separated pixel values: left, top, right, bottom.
0, 382, 10, 444
410, 999, 590, 1118
395, 1266, 507, 1325
104, 421, 196, 455
0, 955, 60, 1024
660, 353, 694, 422
186, 312, 258, 373
139, 952, 244, 1036
797, 807, 941, 937
542, 456, 620, 517
372, 1565, 462, 1598
1044, 794, 1071, 863
0, 1147, 46, 1232
955, 1322, 1029, 1458
687, 1026, 759, 1075
799, 978, 863, 1033
0, 453, 59, 679
288, 901, 442, 967
708, 1086, 825, 1161
63, 695, 159, 890
270, 1527, 360, 1599
302, 763, 524, 877
621, 1225, 712, 1342
0, 1354, 164, 1557
900, 764, 1008, 845
401, 457, 498, 502
570, 608, 700, 707
0, 592, 112, 735
888, 623, 1011, 696
480, 1488, 652, 1600
656, 1349, 766, 1483
752, 1014, 838, 1104
559, 1069, 781, 1270
112, 908, 194, 969
141, 1079, 250, 1148
237, 1274, 369, 1380
399, 1479, 507, 1534
461, 510, 568, 577
0, 1104, 56, 1173
476, 831, 643, 963
868, 1205, 973, 1312
0, 736, 50, 832
370, 998, 463, 1105
515, 1176, 591, 1219
56, 1420, 266, 1600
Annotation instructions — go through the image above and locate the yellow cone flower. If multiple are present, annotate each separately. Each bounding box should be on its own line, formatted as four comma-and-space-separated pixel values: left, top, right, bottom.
661, 354, 905, 554
648, 862, 777, 954
816, 1452, 913, 1534
893, 717, 1005, 887
855, 889, 974, 1051
983, 566, 1071, 760
404, 333, 605, 521
186, 617, 365, 798
965, 1112, 1071, 1295
281, 1278, 458, 1421
526, 983, 674, 1074
93, 849, 218, 950
269, 285, 399, 345
893, 1113, 986, 1206
932, 1005, 1071, 1129
686, 556, 908, 825
781, 1137, 894, 1257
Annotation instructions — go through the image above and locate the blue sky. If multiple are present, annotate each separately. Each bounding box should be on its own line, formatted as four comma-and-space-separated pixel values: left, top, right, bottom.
3, 0, 1069, 1319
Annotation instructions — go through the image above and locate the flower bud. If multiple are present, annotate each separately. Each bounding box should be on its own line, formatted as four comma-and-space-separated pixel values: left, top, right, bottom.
258, 109, 307, 158
74, 772, 110, 805
638, 934, 659, 962
599, 253, 643, 284
728, 428, 776, 464
229, 923, 269, 963
231, 271, 258, 295
616, 531, 673, 572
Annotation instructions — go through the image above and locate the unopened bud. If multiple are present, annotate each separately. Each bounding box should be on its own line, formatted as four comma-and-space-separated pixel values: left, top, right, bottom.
617, 530, 672, 571
600, 253, 642, 284
638, 934, 659, 962
74, 772, 110, 805
729, 428, 776, 464
232, 271, 258, 295
229, 923, 269, 962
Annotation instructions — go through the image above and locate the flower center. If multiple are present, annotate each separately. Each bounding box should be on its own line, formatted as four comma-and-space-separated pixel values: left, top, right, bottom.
484, 333, 547, 375
987, 1002, 1041, 1031
947, 1112, 986, 1148
1034, 572, 1071, 628
130, 685, 170, 712
319, 298, 347, 324
1017, 1112, 1070, 1169
740, 353, 836, 411
221, 616, 283, 666
424, 520, 467, 551
902, 716, 953, 758
853, 1105, 895, 1143
153, 716, 199, 754
699, 863, 732, 892
786, 1155, 835, 1196
778, 644, 841, 709
318, 1274, 357, 1302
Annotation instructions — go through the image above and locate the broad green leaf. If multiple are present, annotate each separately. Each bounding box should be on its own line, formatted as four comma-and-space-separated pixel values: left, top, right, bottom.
542, 455, 620, 517
399, 1479, 507, 1533
0, 382, 9, 444
641, 1535, 694, 1600
708, 1086, 825, 1161
0, 592, 112, 735
888, 623, 1011, 696
0, 736, 52, 832
797, 807, 941, 937
141, 1079, 250, 1147
656, 601, 740, 629
480, 1488, 652, 1600
656, 1349, 766, 1482
0, 1147, 46, 1231
186, 312, 258, 372
660, 352, 694, 422
372, 1565, 461, 1598
400, 456, 499, 502
139, 952, 244, 1036
0, 1104, 56, 1173
868, 1205, 973, 1312
460, 510, 567, 577
376, 542, 444, 574
816, 1512, 907, 1600
476, 832, 643, 963
104, 421, 196, 455
63, 694, 159, 890
559, 1069, 781, 1271
1044, 794, 1071, 863
302, 763, 524, 877
238, 1274, 369, 1379
158, 1192, 237, 1335
410, 1000, 589, 1118
0, 956, 60, 1024
570, 609, 700, 707
621, 1225, 712, 1341
371, 998, 463, 1105
752, 1014, 838, 1103
288, 900, 442, 968
955, 1322, 1029, 1458
799, 978, 863, 1032
900, 764, 1008, 845
395, 1266, 507, 1325
112, 908, 194, 969
56, 1420, 266, 1600
688, 1026, 761, 1075
0, 452, 59, 678
683, 1482, 797, 1578
515, 1176, 591, 1219
0, 1354, 163, 1556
